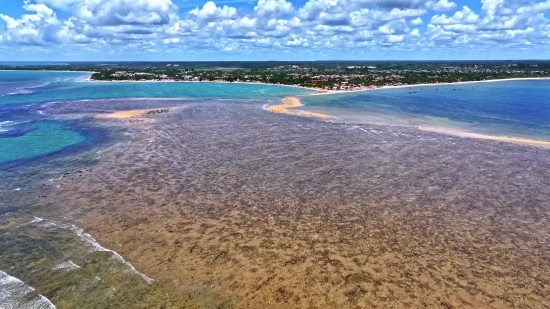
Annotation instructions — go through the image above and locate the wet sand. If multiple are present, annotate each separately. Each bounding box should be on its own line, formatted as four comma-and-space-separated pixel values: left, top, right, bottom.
4, 99, 550, 308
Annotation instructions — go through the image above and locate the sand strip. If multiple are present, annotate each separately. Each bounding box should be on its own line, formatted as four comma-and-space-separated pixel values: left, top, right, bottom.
96, 108, 170, 122
419, 126, 550, 147
267, 97, 333, 119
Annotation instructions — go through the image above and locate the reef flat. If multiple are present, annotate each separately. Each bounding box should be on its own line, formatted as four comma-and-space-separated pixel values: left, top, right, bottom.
3, 98, 550, 308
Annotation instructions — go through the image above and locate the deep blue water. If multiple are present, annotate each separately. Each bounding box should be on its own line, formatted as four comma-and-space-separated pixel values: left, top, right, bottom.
0, 71, 311, 165
301, 80, 550, 140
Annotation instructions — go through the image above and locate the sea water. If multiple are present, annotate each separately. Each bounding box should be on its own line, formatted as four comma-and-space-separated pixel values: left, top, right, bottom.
0, 71, 311, 165
1, 71, 549, 166
300, 80, 550, 140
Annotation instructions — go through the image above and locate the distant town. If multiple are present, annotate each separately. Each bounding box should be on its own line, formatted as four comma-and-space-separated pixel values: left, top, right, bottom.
2, 61, 549, 91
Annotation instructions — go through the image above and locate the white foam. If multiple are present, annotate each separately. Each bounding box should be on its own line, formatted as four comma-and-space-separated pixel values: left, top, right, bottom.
53, 260, 80, 271
0, 270, 56, 309
20, 218, 154, 284
69, 225, 154, 284
15, 217, 44, 228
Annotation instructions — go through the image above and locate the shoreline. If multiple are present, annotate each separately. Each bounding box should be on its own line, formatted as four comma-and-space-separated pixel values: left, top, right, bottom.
3, 69, 548, 97
297, 77, 550, 97
0, 69, 96, 74
81, 75, 550, 97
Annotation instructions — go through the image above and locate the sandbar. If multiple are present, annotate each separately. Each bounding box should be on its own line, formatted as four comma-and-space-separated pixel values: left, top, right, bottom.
267, 97, 333, 119
97, 108, 170, 120
102, 110, 145, 118
419, 125, 550, 147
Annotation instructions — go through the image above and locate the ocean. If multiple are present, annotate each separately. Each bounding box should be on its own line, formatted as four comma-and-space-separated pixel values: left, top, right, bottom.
0, 71, 311, 165
299, 79, 550, 140
1, 71, 550, 308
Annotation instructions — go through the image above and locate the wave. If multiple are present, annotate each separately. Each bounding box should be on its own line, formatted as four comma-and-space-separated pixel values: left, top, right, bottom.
0, 120, 30, 134
5, 89, 34, 96
17, 217, 154, 284
17, 82, 50, 90
0, 270, 56, 309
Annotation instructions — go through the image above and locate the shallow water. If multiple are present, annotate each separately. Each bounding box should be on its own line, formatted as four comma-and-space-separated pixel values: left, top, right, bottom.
0, 270, 56, 309
7, 99, 547, 308
0, 71, 312, 165
300, 80, 550, 140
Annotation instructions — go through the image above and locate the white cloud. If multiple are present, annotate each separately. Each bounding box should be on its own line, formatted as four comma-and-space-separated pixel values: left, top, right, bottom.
189, 1, 237, 22
387, 34, 404, 42
1, 0, 549, 58
35, 0, 78, 10
0, 1, 62, 45
73, 0, 178, 26
410, 17, 423, 25
431, 6, 479, 25
254, 0, 294, 17
429, 0, 456, 12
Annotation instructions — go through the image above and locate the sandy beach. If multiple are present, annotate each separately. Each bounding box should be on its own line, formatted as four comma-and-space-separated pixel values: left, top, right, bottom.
299, 77, 550, 97
82, 75, 550, 97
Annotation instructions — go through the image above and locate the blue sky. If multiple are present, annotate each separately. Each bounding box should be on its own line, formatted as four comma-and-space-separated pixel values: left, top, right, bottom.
0, 0, 549, 61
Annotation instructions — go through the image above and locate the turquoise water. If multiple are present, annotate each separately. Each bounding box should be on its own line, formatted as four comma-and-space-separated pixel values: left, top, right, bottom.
0, 71, 311, 106
0, 71, 312, 165
301, 80, 550, 140
1, 71, 549, 166
0, 122, 84, 164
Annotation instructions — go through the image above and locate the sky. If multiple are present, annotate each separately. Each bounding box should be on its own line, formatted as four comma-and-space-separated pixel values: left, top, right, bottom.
0, 0, 549, 61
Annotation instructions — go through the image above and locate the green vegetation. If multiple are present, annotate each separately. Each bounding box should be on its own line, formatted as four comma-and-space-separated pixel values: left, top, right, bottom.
2, 61, 550, 90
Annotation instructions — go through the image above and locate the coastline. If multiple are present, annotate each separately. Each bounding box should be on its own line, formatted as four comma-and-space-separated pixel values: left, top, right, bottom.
82, 75, 550, 98
4, 69, 548, 97
297, 77, 550, 97
0, 69, 97, 74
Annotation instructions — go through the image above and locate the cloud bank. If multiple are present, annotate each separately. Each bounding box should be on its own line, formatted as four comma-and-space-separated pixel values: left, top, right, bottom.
1, 0, 549, 59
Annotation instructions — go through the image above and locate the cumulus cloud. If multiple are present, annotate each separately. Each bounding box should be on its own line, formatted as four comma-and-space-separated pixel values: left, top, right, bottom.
35, 0, 78, 10
189, 1, 237, 22
1, 0, 549, 57
254, 0, 294, 17
431, 6, 479, 25
73, 0, 178, 26
0, 1, 62, 45
429, 0, 456, 12
410, 17, 423, 25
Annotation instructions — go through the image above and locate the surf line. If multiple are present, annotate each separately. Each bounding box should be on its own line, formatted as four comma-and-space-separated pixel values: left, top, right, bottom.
0, 270, 56, 309
267, 97, 334, 119
16, 217, 154, 284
